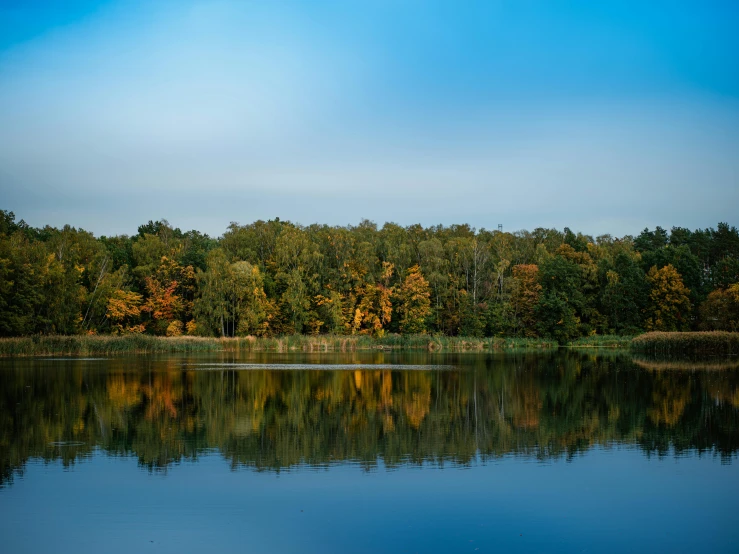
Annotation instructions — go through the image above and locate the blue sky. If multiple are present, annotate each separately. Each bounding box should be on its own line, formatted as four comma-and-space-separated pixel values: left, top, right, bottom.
1, 0, 737, 237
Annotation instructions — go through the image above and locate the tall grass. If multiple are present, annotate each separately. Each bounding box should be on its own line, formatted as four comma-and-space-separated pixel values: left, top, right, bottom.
0, 333, 558, 357
630, 331, 739, 357
228, 334, 557, 352
0, 335, 227, 357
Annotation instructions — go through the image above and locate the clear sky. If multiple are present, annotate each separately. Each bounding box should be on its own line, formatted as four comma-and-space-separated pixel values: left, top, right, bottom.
1, 0, 737, 237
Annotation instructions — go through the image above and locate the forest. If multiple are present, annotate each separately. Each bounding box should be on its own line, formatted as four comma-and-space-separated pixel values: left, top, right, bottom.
1, 209, 738, 342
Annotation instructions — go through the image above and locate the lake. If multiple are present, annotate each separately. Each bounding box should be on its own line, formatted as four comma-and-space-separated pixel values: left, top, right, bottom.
1, 350, 738, 553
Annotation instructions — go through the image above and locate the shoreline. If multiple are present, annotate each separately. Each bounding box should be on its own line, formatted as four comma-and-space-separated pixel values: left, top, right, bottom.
4, 332, 737, 358
0, 334, 630, 357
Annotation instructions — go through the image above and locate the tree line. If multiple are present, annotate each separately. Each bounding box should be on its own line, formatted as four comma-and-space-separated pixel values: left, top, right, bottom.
1, 209, 738, 341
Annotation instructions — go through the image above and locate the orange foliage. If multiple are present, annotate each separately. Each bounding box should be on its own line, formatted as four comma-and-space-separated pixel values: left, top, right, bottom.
143, 278, 182, 322
106, 289, 144, 334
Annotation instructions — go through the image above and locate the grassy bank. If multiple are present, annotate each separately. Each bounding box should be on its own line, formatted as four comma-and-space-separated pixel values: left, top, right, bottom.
630, 331, 739, 357
0, 334, 558, 357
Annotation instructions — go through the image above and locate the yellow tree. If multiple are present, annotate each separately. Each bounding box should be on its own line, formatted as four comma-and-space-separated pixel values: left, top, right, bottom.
106, 289, 145, 334
397, 265, 431, 334
510, 264, 541, 337
353, 262, 394, 336
645, 264, 692, 331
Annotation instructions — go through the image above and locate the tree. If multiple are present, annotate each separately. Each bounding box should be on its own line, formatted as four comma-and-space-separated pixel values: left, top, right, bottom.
509, 264, 541, 337
0, 233, 47, 335
645, 264, 692, 331
535, 254, 584, 342
233, 261, 270, 336
634, 226, 668, 252
314, 290, 345, 334
699, 284, 739, 331
599, 252, 648, 334
556, 244, 603, 335
710, 256, 739, 290
131, 233, 169, 286
140, 256, 194, 335
273, 225, 322, 334
194, 251, 271, 337
194, 249, 232, 337
142, 277, 183, 335
397, 265, 431, 334
418, 238, 448, 332
353, 262, 394, 336
641, 244, 702, 304
280, 268, 311, 334
106, 289, 144, 334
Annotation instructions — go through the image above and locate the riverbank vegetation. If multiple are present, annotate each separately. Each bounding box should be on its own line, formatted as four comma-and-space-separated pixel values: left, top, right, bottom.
1, 210, 738, 343
0, 334, 558, 357
12, 329, 739, 361
630, 331, 739, 357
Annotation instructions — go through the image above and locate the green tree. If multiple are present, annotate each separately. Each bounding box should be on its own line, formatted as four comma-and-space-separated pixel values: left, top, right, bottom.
535, 255, 583, 343
194, 249, 232, 337
233, 261, 270, 336
599, 252, 648, 334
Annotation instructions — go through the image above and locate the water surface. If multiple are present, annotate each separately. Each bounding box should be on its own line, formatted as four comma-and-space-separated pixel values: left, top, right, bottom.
1, 351, 738, 553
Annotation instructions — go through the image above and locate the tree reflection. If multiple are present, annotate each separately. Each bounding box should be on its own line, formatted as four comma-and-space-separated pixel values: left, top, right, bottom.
1, 352, 738, 486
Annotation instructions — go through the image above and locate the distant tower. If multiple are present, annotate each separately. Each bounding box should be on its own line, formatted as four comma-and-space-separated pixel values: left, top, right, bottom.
498, 224, 503, 233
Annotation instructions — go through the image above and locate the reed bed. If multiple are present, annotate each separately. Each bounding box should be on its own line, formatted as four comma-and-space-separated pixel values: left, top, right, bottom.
0, 335, 228, 356
630, 331, 739, 357
226, 334, 557, 352
0, 333, 558, 357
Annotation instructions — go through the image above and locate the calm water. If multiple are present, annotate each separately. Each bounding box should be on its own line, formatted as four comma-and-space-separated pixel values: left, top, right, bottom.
1, 350, 738, 553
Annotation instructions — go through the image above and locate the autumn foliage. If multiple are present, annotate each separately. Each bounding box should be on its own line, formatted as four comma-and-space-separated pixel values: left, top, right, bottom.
645, 264, 691, 331
106, 289, 144, 334
510, 264, 541, 337
1, 210, 738, 340
397, 265, 431, 334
